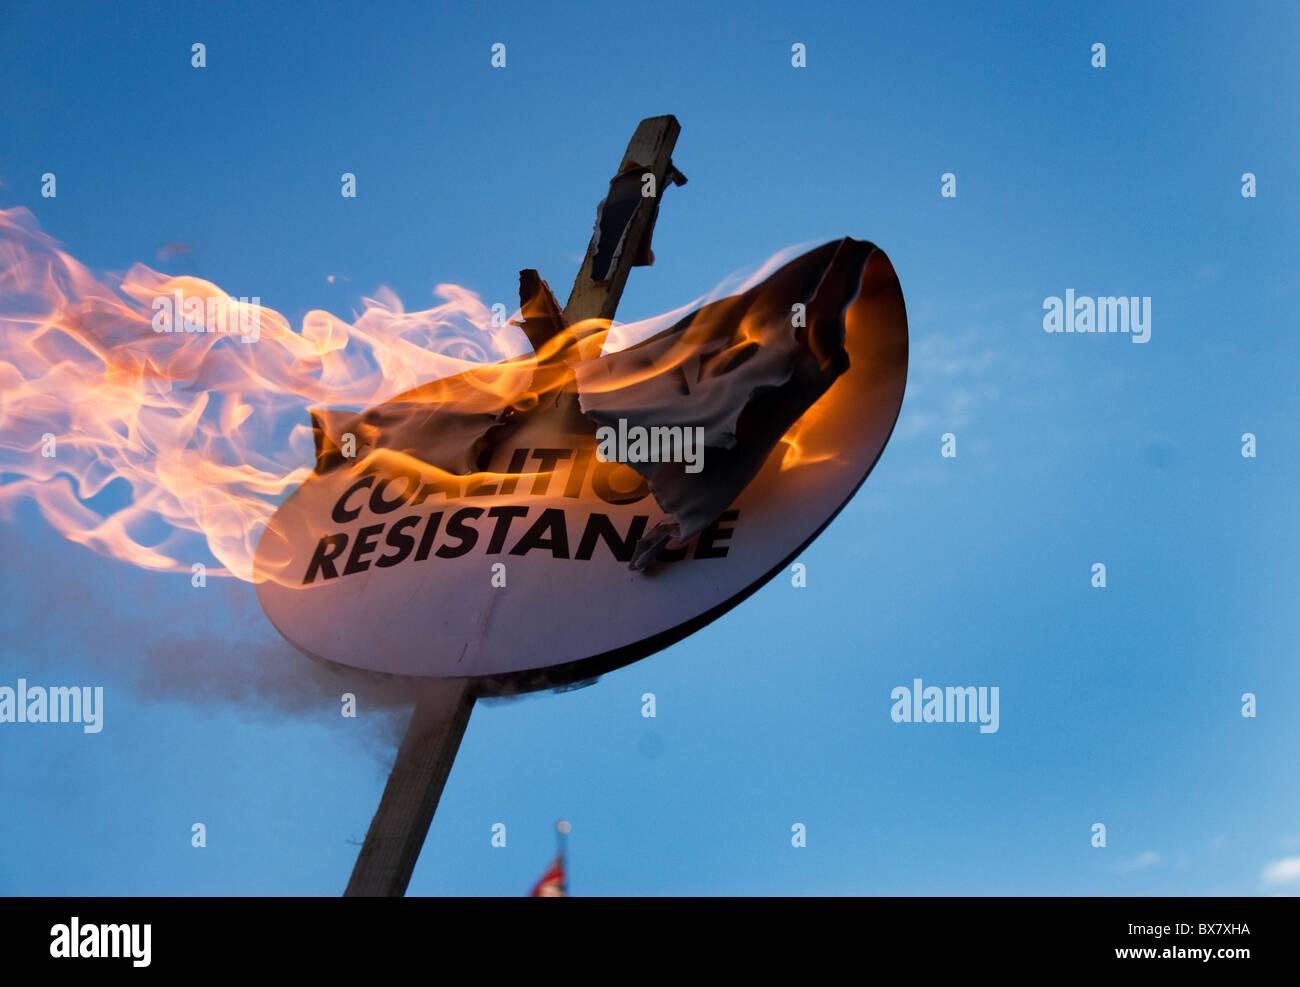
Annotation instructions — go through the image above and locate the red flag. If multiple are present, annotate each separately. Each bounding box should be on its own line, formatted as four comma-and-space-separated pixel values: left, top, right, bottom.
529, 855, 566, 897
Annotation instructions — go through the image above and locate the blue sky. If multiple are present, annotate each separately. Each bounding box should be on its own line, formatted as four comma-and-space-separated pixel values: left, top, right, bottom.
1, 0, 1297, 895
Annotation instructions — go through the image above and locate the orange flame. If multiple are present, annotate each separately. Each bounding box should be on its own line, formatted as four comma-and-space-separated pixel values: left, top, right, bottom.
1, 208, 838, 582
0, 206, 536, 580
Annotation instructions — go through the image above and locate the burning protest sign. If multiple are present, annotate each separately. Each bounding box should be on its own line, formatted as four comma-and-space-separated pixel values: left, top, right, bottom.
278, 116, 905, 896
254, 235, 908, 690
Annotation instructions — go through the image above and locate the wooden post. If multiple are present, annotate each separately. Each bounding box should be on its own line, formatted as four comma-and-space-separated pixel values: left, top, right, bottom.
343, 677, 475, 896
342, 115, 682, 896
564, 115, 685, 338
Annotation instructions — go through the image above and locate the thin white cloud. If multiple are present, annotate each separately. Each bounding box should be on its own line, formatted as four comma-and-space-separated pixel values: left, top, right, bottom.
897, 329, 1003, 438
1116, 850, 1161, 874
1261, 856, 1300, 887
